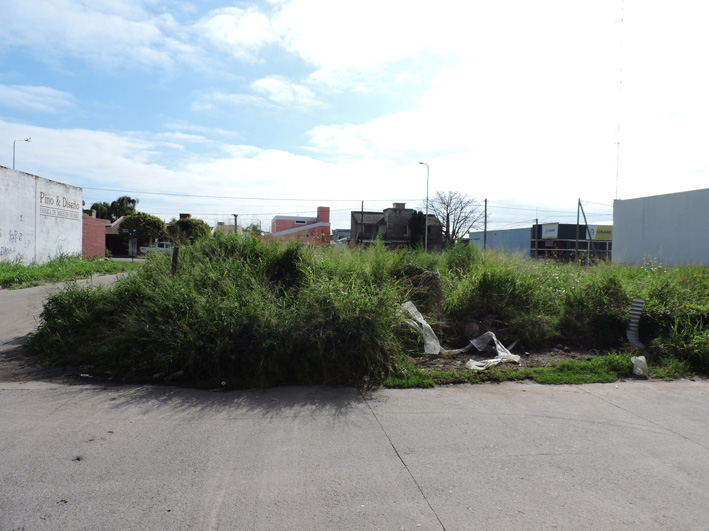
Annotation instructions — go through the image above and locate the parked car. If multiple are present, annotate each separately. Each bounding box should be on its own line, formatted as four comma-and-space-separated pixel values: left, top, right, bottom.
139, 241, 175, 255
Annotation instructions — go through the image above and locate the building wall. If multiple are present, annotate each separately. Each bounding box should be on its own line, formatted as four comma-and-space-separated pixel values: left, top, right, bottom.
270, 207, 331, 244
271, 216, 317, 233
382, 205, 413, 243
263, 223, 331, 244
469, 228, 531, 254
0, 166, 82, 264
613, 189, 709, 265
83, 216, 109, 258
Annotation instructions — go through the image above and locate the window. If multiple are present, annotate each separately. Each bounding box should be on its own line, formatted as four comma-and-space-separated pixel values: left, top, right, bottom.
296, 220, 306, 225
393, 224, 408, 235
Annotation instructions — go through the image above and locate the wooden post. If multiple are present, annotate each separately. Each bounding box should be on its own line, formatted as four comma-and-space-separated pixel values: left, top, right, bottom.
171, 246, 179, 276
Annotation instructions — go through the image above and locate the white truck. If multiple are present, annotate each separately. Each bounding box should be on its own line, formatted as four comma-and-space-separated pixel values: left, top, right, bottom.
139, 241, 175, 255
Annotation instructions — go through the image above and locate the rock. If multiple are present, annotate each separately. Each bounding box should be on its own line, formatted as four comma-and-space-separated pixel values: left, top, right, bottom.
463, 321, 481, 339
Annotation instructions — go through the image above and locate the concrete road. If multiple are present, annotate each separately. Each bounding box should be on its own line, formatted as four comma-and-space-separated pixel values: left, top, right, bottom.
2, 278, 709, 529
1, 380, 709, 530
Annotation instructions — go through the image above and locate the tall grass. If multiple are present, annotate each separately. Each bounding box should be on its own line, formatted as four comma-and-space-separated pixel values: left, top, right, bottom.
29, 236, 408, 387
27, 237, 709, 387
0, 254, 142, 288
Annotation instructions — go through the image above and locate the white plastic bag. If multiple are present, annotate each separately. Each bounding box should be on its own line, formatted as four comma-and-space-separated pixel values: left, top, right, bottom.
401, 301, 441, 354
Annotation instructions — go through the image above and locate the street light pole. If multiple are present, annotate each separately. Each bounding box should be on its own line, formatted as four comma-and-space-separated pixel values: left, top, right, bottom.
419, 162, 429, 251
12, 137, 31, 170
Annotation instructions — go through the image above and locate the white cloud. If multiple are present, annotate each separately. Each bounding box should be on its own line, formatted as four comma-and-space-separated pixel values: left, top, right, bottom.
250, 76, 320, 108
1, 0, 194, 70
271, 0, 622, 94
272, 0, 430, 70
191, 76, 319, 112
0, 85, 76, 114
194, 7, 278, 62
190, 91, 270, 112
149, 131, 208, 143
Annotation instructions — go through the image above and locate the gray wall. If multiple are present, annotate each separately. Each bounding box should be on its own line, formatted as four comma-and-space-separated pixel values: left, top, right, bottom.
613, 188, 709, 265
0, 166, 82, 264
469, 228, 530, 255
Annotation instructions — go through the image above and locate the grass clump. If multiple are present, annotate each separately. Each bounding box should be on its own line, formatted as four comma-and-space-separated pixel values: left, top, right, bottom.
0, 254, 142, 288
509, 352, 633, 384
29, 236, 406, 387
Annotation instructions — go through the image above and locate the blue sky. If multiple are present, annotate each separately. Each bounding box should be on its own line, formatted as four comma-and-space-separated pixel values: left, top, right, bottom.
2, 0, 708, 232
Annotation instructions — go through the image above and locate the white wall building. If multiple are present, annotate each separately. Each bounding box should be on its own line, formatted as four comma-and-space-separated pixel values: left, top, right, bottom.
613, 188, 709, 265
469, 228, 531, 255
0, 166, 83, 264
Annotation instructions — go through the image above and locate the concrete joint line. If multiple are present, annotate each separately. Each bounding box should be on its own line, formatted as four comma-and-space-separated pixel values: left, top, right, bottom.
361, 392, 447, 531
580, 387, 709, 451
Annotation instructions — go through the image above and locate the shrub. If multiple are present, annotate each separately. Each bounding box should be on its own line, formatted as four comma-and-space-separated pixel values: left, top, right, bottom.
29, 236, 407, 387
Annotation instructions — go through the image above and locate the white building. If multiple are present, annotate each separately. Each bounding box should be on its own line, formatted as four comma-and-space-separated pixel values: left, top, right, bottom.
469, 228, 530, 255
0, 166, 82, 264
613, 188, 709, 265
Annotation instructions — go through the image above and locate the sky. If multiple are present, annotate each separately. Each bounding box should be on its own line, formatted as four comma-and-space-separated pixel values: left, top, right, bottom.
2, 0, 708, 233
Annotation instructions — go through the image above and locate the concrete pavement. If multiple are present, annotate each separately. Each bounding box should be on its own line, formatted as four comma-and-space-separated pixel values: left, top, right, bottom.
1, 380, 709, 530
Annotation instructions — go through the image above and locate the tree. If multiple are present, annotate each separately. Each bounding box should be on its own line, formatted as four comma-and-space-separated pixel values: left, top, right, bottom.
89, 196, 138, 222
166, 218, 211, 244
428, 191, 483, 245
109, 196, 139, 221
90, 201, 110, 220
121, 212, 165, 244
407, 211, 426, 247
244, 223, 263, 236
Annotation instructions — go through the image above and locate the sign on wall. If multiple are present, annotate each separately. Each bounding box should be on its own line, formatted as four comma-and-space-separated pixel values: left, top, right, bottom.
541, 223, 559, 239
588, 225, 613, 241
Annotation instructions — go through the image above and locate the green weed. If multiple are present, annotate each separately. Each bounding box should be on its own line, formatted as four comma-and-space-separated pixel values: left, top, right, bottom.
0, 254, 141, 288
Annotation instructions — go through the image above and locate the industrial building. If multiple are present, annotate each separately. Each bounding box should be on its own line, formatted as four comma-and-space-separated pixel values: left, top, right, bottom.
470, 223, 612, 261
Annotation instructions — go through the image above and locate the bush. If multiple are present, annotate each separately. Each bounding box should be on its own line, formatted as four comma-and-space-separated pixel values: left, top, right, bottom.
29, 236, 407, 387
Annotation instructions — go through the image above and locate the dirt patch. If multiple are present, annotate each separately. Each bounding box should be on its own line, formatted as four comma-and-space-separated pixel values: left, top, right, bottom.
414, 347, 597, 373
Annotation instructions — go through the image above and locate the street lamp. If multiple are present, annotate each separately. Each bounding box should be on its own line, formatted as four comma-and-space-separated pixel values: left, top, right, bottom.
419, 162, 429, 251
13, 137, 31, 170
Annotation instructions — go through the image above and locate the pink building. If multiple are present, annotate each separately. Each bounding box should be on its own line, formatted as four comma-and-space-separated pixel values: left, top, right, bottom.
268, 207, 331, 244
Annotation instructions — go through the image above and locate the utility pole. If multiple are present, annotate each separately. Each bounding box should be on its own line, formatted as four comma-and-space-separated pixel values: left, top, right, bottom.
483, 198, 487, 251
360, 201, 364, 244
419, 162, 429, 251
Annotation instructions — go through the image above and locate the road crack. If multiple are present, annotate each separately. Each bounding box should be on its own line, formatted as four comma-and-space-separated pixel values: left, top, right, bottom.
361, 391, 447, 531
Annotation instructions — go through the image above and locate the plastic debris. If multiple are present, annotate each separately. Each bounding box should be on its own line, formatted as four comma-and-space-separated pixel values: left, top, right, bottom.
464, 331, 521, 370
401, 301, 441, 354
631, 355, 649, 378
401, 301, 520, 370
627, 297, 645, 349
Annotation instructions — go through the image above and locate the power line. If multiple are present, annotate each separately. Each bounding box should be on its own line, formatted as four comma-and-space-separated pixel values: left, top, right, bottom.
83, 186, 421, 203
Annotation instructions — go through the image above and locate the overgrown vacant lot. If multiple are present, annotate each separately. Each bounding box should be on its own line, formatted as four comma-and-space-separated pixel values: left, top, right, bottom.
24, 235, 709, 388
